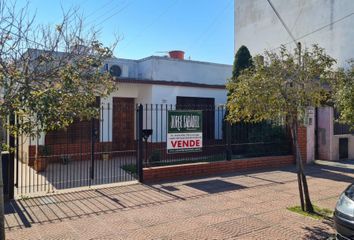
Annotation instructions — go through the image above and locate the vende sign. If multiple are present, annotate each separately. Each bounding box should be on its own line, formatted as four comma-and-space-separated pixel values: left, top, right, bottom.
167, 110, 203, 154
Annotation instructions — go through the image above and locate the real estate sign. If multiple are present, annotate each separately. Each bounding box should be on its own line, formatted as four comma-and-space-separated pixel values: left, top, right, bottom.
167, 110, 203, 154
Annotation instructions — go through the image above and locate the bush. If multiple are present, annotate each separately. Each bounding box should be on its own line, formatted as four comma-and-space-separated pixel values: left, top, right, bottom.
149, 150, 162, 163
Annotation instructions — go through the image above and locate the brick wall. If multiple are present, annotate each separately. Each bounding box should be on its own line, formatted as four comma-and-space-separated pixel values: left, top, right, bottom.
143, 155, 295, 182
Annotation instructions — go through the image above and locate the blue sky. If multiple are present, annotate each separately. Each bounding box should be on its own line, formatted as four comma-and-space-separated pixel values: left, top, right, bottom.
18, 0, 234, 64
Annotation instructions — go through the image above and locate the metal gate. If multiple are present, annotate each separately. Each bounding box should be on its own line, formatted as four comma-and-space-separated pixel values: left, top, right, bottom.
137, 103, 292, 168
10, 102, 291, 197
13, 102, 142, 197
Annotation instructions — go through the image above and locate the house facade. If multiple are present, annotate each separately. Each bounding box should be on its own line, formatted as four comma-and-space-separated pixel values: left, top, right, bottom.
99, 52, 231, 143
22, 51, 232, 163
234, 0, 354, 161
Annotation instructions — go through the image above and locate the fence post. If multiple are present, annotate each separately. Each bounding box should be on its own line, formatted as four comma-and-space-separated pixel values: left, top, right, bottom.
8, 113, 15, 199
137, 104, 144, 183
90, 118, 95, 183
226, 121, 232, 161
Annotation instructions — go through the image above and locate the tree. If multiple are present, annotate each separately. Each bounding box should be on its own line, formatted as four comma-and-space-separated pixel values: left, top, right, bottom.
223, 46, 254, 147
231, 45, 253, 81
227, 44, 336, 213
332, 61, 354, 128
0, 1, 118, 238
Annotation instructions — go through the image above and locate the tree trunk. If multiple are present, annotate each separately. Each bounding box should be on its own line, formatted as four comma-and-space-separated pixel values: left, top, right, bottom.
291, 123, 305, 211
293, 121, 314, 213
0, 122, 5, 239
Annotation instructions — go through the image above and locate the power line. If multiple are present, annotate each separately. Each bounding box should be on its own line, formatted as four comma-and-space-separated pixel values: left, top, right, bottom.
293, 12, 354, 42
187, 0, 232, 51
272, 11, 354, 51
84, 0, 115, 20
86, 0, 128, 26
93, 1, 135, 27
266, 0, 297, 46
120, 0, 179, 51
289, 4, 304, 37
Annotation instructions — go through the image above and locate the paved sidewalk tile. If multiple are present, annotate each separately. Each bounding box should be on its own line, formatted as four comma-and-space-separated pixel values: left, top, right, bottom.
5, 163, 354, 239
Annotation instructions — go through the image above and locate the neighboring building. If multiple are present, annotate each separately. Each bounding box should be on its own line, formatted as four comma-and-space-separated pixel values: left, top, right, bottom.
234, 0, 354, 161
235, 0, 353, 66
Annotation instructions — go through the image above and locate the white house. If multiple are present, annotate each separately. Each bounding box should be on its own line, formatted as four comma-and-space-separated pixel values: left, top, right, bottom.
98, 51, 231, 144
234, 0, 354, 161
103, 51, 230, 107
24, 51, 232, 162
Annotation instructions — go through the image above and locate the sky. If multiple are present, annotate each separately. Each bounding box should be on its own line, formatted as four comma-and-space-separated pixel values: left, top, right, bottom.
17, 0, 234, 65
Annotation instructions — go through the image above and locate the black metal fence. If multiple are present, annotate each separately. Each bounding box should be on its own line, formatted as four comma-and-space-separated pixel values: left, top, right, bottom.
15, 103, 137, 196
138, 104, 292, 167
334, 110, 354, 135
14, 102, 292, 196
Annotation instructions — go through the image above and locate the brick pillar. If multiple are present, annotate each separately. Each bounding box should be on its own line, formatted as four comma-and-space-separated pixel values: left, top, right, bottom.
297, 126, 307, 163
28, 145, 37, 166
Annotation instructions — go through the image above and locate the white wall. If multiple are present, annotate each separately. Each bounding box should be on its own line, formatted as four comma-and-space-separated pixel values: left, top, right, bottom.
106, 56, 232, 85
317, 106, 354, 161
140, 57, 232, 85
235, 1, 354, 161
317, 107, 333, 160
306, 107, 315, 163
99, 83, 152, 142
99, 83, 227, 143
332, 135, 354, 160
105, 58, 139, 78
91, 55, 231, 143
235, 0, 354, 66
151, 85, 227, 105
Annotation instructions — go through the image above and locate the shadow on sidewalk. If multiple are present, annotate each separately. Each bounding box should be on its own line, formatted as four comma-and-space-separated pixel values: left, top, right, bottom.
302, 218, 335, 240
306, 163, 354, 184
5, 163, 353, 233
4, 183, 181, 231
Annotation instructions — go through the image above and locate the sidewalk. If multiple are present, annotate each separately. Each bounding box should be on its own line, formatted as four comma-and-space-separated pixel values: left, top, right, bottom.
5, 162, 354, 239
315, 159, 354, 170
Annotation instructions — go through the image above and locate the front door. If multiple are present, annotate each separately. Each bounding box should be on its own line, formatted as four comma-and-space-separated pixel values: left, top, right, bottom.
112, 97, 135, 150
339, 138, 349, 159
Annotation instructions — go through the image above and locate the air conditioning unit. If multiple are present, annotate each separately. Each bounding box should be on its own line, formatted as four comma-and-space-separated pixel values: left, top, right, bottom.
104, 63, 129, 78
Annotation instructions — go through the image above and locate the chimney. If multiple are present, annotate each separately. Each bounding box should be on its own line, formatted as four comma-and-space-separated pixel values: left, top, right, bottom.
168, 50, 185, 60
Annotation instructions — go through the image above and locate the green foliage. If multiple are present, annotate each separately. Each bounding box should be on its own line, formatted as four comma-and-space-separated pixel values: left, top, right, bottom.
1, 45, 116, 136
149, 150, 162, 163
0, 2, 118, 139
227, 45, 336, 125
226, 44, 337, 213
287, 205, 333, 220
19, 195, 31, 201
121, 164, 137, 175
224, 46, 254, 140
331, 61, 354, 128
232, 45, 253, 81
